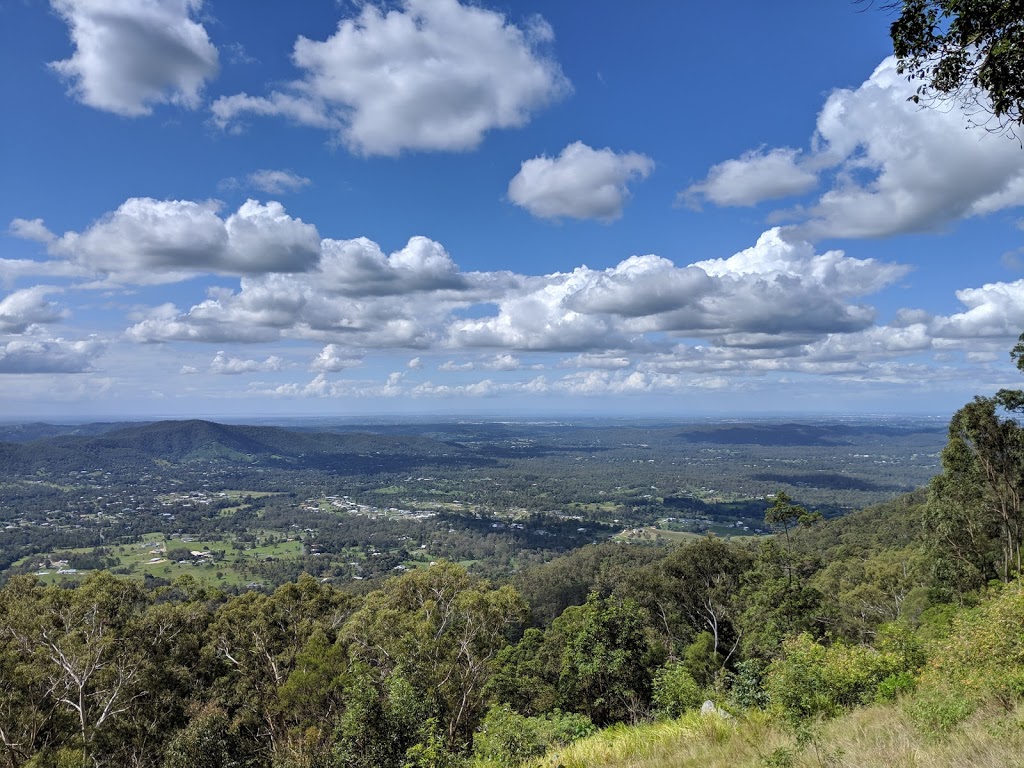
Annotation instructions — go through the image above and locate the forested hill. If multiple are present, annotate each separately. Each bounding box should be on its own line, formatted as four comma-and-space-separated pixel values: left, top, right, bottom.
0, 419, 482, 473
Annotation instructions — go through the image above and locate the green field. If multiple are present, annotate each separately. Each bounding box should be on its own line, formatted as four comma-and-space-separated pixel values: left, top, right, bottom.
22, 532, 304, 588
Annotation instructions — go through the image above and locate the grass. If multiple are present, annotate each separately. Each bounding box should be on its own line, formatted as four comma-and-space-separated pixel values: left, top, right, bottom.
616, 527, 704, 544
614, 526, 759, 543
24, 532, 304, 588
524, 702, 1024, 768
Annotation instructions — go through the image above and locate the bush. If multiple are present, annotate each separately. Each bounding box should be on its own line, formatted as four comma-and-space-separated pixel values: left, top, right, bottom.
766, 634, 913, 724
728, 659, 770, 710
905, 686, 976, 734
471, 705, 594, 767
651, 662, 703, 719
875, 671, 917, 702
908, 582, 1024, 733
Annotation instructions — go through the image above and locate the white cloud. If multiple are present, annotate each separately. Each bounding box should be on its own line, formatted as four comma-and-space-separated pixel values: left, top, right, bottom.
209, 350, 284, 375
565, 255, 711, 317
247, 170, 312, 195
508, 142, 653, 220
319, 235, 469, 296
312, 344, 362, 372
450, 229, 906, 352
449, 271, 631, 352
0, 287, 65, 333
0, 336, 104, 374
561, 354, 631, 370
51, 198, 321, 284
49, 0, 218, 117
794, 58, 1024, 238
123, 256, 465, 348
439, 360, 474, 371
210, 0, 569, 155
682, 148, 817, 208
931, 280, 1024, 339
9, 218, 55, 243
688, 57, 1024, 239
407, 356, 423, 370
113, 225, 932, 394
553, 370, 730, 396
482, 354, 521, 371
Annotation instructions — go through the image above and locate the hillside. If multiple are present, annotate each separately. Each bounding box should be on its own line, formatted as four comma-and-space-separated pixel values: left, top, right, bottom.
0, 419, 484, 474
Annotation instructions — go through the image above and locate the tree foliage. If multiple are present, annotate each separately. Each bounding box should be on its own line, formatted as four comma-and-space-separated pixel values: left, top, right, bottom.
890, 0, 1024, 133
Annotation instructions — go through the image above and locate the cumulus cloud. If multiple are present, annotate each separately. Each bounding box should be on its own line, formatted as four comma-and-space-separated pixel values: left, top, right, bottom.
565, 255, 711, 317
687, 57, 1024, 239
450, 228, 907, 351
682, 148, 817, 208
482, 354, 522, 371
0, 287, 65, 333
319, 235, 469, 296
931, 280, 1024, 339
209, 350, 284, 375
449, 271, 632, 352
793, 58, 1024, 238
0, 336, 104, 374
9, 218, 56, 243
247, 170, 312, 195
115, 224, 1004, 395
50, 198, 320, 284
123, 234, 483, 347
508, 142, 653, 220
551, 370, 730, 396
210, 0, 569, 155
49, 0, 218, 116
312, 344, 362, 372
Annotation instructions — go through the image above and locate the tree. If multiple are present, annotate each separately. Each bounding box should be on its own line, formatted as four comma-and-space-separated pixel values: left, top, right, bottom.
929, 391, 1024, 584
764, 492, 822, 588
207, 574, 356, 766
545, 593, 653, 725
1, 573, 148, 767
889, 0, 1024, 133
661, 536, 751, 664
342, 563, 527, 754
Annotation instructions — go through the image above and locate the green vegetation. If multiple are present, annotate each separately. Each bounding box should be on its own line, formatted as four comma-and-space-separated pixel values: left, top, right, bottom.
890, 0, 1024, 133
13, 340, 1024, 766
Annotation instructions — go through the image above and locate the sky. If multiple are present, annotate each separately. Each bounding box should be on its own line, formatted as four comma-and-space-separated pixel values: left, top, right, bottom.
3, 0, 1024, 420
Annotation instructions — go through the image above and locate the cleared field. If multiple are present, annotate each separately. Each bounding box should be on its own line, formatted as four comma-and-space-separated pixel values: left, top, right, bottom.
24, 533, 304, 588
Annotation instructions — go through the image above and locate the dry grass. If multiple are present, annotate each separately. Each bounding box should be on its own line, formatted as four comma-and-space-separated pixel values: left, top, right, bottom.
523, 702, 1024, 768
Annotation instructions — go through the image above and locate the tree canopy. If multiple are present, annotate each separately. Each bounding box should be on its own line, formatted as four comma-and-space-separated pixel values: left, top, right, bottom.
889, 0, 1024, 132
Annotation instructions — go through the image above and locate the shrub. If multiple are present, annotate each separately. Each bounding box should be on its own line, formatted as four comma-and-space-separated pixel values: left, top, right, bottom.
766, 634, 913, 724
651, 662, 703, 719
471, 705, 594, 767
909, 582, 1024, 733
728, 659, 770, 710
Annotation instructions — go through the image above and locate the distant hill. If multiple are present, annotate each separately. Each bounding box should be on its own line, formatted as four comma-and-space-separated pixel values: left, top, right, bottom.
0, 421, 137, 443
678, 421, 945, 447
0, 419, 487, 475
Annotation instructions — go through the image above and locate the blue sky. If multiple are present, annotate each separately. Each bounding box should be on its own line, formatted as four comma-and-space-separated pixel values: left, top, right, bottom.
2, 0, 1024, 420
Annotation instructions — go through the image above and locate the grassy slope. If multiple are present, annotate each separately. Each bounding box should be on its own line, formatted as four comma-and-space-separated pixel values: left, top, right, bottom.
527, 703, 1024, 768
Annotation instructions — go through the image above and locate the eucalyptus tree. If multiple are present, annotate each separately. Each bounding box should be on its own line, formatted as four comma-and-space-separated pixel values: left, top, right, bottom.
340, 563, 527, 758
930, 390, 1024, 584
